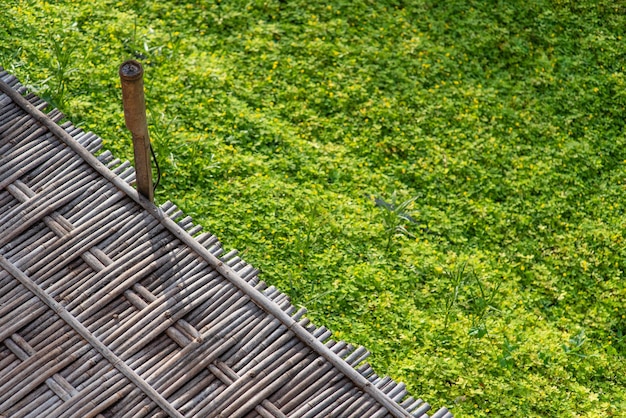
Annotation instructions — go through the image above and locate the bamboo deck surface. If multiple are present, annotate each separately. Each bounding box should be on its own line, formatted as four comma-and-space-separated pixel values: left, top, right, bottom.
0, 68, 452, 418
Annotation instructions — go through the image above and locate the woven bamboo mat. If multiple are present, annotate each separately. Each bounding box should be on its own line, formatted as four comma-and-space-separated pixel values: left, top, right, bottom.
0, 68, 452, 418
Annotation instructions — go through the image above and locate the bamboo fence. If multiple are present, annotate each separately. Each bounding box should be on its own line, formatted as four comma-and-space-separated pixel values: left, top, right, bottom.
0, 67, 452, 418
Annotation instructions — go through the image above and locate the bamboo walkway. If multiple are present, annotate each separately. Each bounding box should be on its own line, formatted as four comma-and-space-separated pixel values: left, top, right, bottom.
0, 68, 452, 418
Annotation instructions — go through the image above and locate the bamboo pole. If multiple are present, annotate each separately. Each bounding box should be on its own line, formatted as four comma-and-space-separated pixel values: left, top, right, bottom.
119, 60, 153, 202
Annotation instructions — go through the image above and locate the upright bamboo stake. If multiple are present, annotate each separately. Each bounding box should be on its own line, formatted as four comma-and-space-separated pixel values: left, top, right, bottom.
119, 60, 153, 202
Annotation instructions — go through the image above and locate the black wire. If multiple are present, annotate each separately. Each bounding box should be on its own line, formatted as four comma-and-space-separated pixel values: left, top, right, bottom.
150, 144, 161, 193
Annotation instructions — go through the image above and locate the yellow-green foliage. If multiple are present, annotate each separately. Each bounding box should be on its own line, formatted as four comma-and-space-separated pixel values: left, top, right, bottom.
2, 1, 625, 416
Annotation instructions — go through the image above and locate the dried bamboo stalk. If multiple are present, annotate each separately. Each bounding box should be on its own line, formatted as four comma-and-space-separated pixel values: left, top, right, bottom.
62, 184, 131, 228
360, 404, 389, 418
203, 342, 309, 418
411, 402, 432, 418
0, 105, 23, 131
271, 359, 333, 411
23, 205, 128, 276
208, 361, 288, 418
0, 303, 48, 342
50, 371, 125, 417
0, 333, 75, 391
102, 386, 146, 417
0, 109, 27, 137
430, 407, 453, 418
113, 279, 228, 358
162, 369, 214, 410
149, 310, 255, 393
0, 341, 89, 412
192, 285, 242, 330
0, 255, 184, 418
0, 135, 61, 191
230, 324, 290, 374
6, 384, 53, 418
0, 172, 97, 248
5, 333, 81, 400
343, 394, 379, 418
0, 114, 44, 146
126, 328, 244, 417
272, 341, 355, 413
104, 268, 219, 348
292, 378, 352, 418
17, 315, 62, 349
72, 238, 182, 318
320, 386, 361, 417
219, 316, 281, 365
28, 155, 89, 193
386, 383, 407, 403
225, 353, 318, 418
141, 250, 208, 294
182, 376, 228, 416
80, 384, 131, 418
0, 285, 32, 318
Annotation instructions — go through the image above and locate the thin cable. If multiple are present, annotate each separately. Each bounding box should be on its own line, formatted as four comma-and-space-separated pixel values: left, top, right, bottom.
150, 143, 161, 193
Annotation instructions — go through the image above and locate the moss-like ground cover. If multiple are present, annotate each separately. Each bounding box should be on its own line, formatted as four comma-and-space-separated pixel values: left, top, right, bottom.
2, 1, 626, 416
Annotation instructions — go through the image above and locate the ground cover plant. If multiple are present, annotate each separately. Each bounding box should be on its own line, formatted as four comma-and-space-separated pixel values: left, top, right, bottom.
2, 0, 626, 416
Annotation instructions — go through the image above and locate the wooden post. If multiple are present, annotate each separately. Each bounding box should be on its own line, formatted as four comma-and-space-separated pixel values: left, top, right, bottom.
119, 60, 154, 202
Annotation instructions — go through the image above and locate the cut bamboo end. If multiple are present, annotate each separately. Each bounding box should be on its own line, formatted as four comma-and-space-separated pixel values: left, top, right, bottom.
119, 60, 153, 202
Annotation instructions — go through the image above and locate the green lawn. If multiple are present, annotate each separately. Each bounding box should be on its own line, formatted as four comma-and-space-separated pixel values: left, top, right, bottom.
2, 1, 626, 416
